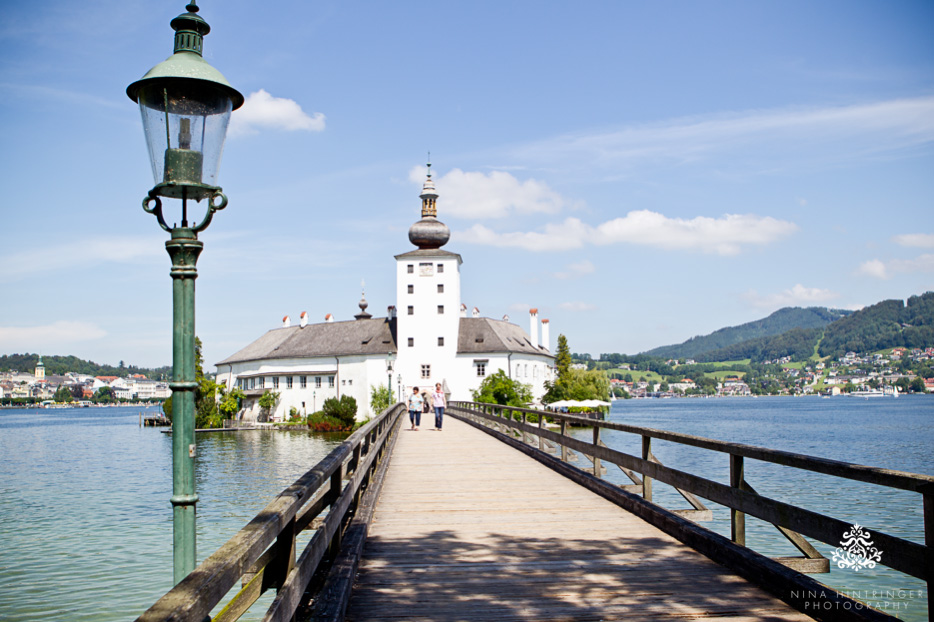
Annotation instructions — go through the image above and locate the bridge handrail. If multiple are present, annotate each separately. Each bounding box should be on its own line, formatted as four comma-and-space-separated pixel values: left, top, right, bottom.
449, 401, 933, 588
136, 402, 406, 622
451, 401, 934, 491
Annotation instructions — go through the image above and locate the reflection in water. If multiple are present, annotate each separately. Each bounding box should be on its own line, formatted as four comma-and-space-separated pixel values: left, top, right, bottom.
0, 407, 343, 622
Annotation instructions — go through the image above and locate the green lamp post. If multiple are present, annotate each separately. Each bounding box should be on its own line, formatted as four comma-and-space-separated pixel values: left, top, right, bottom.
127, 1, 243, 585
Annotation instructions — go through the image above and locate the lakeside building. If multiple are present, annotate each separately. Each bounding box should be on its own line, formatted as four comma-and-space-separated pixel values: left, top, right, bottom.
216, 167, 555, 421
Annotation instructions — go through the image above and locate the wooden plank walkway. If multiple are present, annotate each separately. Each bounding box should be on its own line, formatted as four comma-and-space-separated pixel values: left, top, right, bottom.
345, 417, 813, 621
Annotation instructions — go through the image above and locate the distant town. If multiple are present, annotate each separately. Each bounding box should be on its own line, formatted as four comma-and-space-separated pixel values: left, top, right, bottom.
2, 344, 932, 409
0, 356, 169, 406
593, 346, 934, 398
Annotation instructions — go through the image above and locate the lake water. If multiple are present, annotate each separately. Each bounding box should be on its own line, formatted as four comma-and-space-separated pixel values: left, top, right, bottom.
0, 397, 930, 621
574, 395, 933, 621
0, 406, 343, 622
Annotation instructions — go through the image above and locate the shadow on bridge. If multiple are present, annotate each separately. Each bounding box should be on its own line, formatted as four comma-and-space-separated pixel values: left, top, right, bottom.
346, 528, 812, 621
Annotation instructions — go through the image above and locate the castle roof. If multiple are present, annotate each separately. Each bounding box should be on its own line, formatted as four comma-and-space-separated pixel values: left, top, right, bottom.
216, 316, 551, 366
216, 318, 396, 366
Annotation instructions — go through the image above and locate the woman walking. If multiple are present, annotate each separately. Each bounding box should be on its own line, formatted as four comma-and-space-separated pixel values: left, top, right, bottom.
407, 386, 423, 430
432, 383, 446, 430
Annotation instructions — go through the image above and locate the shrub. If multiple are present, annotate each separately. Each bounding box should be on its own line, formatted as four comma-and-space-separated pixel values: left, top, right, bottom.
306, 412, 351, 432
320, 394, 358, 428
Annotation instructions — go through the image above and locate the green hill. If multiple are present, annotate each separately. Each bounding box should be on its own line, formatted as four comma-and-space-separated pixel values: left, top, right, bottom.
818, 292, 934, 358
642, 307, 849, 360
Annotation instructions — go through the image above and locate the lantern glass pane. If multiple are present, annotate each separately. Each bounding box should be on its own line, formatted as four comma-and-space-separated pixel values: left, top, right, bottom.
137, 81, 233, 188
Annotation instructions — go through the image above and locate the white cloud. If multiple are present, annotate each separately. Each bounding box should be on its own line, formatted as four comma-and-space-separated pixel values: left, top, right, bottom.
229, 89, 325, 137
0, 321, 107, 350
893, 233, 934, 248
858, 254, 934, 280
554, 260, 595, 280
742, 284, 840, 309
410, 167, 567, 219
558, 302, 597, 312
511, 96, 934, 174
457, 210, 797, 255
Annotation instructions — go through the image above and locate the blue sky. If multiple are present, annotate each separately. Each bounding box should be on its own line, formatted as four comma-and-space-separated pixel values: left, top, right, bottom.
1, 0, 932, 370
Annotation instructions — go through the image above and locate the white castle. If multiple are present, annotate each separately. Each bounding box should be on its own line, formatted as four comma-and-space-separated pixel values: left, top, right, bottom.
216, 165, 555, 421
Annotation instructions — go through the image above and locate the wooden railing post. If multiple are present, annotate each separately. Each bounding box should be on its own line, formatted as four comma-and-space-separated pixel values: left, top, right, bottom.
327, 464, 344, 563
521, 413, 527, 445
924, 488, 932, 622
642, 435, 652, 502
592, 424, 601, 477
560, 419, 568, 462
538, 412, 544, 451
730, 454, 746, 546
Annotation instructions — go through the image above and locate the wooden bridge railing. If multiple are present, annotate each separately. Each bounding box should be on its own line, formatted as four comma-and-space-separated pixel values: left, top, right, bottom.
449, 401, 933, 619
136, 402, 406, 622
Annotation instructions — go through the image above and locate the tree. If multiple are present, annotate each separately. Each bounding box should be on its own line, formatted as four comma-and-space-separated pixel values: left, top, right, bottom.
370, 384, 393, 415
70, 384, 85, 399
92, 386, 115, 404
472, 369, 533, 407
555, 335, 572, 377
258, 390, 280, 422
321, 394, 358, 428
218, 386, 244, 418
53, 385, 74, 403
910, 376, 927, 393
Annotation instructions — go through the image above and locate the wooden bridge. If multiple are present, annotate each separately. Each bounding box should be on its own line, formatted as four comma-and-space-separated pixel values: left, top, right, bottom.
136, 402, 933, 622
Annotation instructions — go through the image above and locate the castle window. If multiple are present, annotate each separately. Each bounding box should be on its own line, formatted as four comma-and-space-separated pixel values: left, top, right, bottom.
300, 376, 307, 388
328, 376, 335, 388
477, 363, 486, 377
315, 377, 321, 388
437, 264, 444, 273
407, 284, 414, 294
273, 377, 279, 389
408, 306, 414, 315
407, 264, 414, 274
287, 376, 293, 389
438, 337, 444, 346
437, 284, 444, 293
408, 337, 414, 347
421, 365, 431, 379
419, 262, 434, 276
437, 305, 444, 314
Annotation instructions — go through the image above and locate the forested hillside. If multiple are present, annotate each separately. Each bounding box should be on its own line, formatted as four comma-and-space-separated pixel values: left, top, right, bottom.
696, 327, 823, 363
0, 353, 170, 379
643, 307, 848, 360
818, 292, 934, 358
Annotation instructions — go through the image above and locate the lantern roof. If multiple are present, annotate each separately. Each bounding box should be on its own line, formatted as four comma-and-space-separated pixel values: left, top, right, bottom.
126, 2, 243, 110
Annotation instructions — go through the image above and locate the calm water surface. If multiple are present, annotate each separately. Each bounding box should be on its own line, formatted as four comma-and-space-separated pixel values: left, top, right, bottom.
1, 398, 931, 621
575, 395, 933, 621
0, 406, 343, 621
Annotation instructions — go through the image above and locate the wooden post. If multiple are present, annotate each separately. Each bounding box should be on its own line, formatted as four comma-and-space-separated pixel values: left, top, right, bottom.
642, 435, 652, 502
560, 419, 568, 462
521, 413, 527, 445
924, 489, 932, 622
730, 453, 746, 546
327, 464, 344, 563
538, 412, 544, 452
592, 425, 601, 477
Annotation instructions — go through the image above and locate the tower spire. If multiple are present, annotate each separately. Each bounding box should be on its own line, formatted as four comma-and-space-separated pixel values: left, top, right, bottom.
420, 157, 438, 218
408, 156, 450, 249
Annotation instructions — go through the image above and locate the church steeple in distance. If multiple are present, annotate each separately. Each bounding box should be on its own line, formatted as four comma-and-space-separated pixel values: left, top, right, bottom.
408, 158, 450, 250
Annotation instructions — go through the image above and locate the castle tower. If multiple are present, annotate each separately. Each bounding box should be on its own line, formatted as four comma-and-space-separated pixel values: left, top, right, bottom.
395, 162, 462, 391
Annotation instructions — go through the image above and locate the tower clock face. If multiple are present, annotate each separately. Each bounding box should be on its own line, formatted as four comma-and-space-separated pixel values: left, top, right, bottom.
419, 262, 434, 277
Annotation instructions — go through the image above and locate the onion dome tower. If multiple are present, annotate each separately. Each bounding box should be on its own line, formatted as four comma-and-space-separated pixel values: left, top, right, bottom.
408, 162, 451, 249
